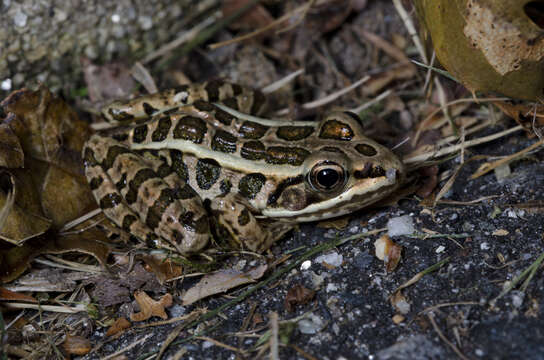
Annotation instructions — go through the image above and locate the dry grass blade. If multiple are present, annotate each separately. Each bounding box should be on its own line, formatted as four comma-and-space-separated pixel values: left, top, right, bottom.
59, 208, 102, 232
209, 1, 311, 50
350, 89, 392, 114
427, 312, 470, 360
419, 301, 480, 315
359, 30, 413, 65
491, 251, 544, 304
470, 137, 544, 179
275, 76, 370, 115
3, 303, 87, 313
195, 336, 244, 353
437, 195, 498, 205
261, 69, 304, 94
403, 125, 524, 164
433, 156, 482, 206
413, 97, 509, 146
394, 257, 451, 293
130, 62, 158, 94
142, 12, 219, 64
34, 256, 104, 274
392, 0, 428, 63
101, 333, 153, 360
156, 323, 184, 360
269, 311, 279, 360
158, 0, 263, 69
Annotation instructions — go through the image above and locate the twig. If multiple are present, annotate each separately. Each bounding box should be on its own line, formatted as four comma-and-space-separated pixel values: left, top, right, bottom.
350, 89, 392, 114
102, 333, 153, 360
491, 251, 544, 304
392, 0, 428, 63
275, 76, 370, 115
394, 257, 451, 293
209, 1, 310, 50
470, 137, 544, 179
3, 303, 87, 314
427, 312, 471, 360
261, 69, 305, 94
403, 125, 524, 164
269, 311, 279, 360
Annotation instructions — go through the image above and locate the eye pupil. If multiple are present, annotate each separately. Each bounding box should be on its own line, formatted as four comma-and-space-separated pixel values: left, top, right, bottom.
316, 168, 340, 189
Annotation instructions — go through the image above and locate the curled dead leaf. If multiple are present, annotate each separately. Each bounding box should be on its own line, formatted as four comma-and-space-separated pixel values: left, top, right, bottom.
0, 170, 52, 245
1, 86, 91, 174
140, 254, 183, 284
0, 121, 24, 168
130, 290, 173, 322
62, 334, 91, 356
40, 163, 95, 227
374, 234, 402, 272
390, 290, 411, 315
181, 264, 267, 306
284, 284, 315, 312
106, 317, 131, 337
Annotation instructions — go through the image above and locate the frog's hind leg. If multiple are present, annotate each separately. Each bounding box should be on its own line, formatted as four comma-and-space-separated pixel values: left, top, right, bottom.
83, 135, 210, 254
209, 193, 293, 253
102, 80, 266, 124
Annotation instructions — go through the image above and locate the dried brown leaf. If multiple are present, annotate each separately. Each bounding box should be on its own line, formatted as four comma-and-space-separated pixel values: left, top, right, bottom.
0, 287, 37, 302
130, 290, 173, 322
181, 264, 267, 306
390, 291, 410, 315
62, 334, 92, 356
284, 284, 315, 312
0, 170, 52, 245
1, 86, 91, 174
374, 235, 402, 272
106, 317, 131, 337
141, 255, 183, 284
223, 0, 274, 31
0, 228, 111, 283
40, 164, 96, 227
0, 121, 24, 168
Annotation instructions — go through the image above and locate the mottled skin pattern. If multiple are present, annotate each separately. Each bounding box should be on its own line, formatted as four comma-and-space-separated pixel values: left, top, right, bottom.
83, 80, 405, 255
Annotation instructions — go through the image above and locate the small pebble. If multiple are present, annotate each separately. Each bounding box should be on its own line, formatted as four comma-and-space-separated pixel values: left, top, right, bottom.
300, 260, 312, 271
387, 215, 414, 237
316, 252, 343, 267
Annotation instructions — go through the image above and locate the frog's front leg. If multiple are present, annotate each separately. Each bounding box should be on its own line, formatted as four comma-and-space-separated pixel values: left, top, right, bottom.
209, 193, 293, 253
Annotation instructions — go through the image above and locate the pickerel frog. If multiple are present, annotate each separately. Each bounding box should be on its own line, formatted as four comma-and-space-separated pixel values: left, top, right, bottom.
83, 81, 405, 254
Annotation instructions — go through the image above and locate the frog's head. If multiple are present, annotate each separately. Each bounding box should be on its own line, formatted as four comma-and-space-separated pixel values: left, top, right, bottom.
262, 112, 405, 222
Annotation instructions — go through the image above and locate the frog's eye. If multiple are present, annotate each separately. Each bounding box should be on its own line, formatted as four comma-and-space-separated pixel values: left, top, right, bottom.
309, 161, 346, 192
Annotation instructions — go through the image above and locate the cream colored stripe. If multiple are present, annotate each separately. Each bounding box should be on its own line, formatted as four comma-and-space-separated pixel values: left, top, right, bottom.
213, 103, 319, 127
130, 139, 307, 177
261, 177, 395, 219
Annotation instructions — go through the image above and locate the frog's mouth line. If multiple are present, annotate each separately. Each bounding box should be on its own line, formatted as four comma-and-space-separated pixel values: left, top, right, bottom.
260, 170, 399, 221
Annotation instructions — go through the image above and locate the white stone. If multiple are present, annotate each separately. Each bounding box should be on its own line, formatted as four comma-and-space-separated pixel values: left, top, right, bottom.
13, 9, 27, 27
1, 78, 12, 91
387, 215, 414, 237
316, 252, 343, 267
